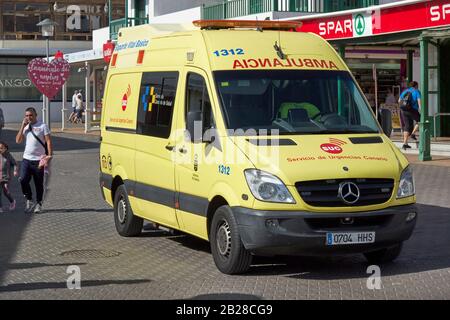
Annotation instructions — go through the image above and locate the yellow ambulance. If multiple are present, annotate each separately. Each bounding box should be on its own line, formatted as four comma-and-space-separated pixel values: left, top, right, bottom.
100, 20, 417, 274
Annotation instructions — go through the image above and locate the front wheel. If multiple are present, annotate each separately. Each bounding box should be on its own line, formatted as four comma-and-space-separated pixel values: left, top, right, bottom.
210, 206, 252, 274
364, 242, 403, 264
114, 184, 143, 237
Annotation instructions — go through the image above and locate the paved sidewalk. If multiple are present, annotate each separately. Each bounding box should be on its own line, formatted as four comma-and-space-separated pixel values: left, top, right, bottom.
405, 154, 450, 167
0, 129, 449, 300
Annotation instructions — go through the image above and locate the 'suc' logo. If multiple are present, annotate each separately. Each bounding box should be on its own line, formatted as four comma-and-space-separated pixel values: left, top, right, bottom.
320, 143, 343, 154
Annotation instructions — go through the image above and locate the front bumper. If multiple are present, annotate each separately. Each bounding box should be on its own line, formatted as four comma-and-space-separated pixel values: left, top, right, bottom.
232, 204, 417, 256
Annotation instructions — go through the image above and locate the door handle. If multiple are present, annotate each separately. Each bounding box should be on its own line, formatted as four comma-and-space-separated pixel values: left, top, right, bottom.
165, 144, 175, 151
178, 147, 187, 154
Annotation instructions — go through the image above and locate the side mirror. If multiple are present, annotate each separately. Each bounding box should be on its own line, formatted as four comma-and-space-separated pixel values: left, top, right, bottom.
379, 108, 392, 137
186, 111, 202, 143
202, 127, 216, 144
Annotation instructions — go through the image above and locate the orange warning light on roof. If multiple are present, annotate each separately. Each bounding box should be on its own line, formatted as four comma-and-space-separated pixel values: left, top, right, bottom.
193, 20, 302, 31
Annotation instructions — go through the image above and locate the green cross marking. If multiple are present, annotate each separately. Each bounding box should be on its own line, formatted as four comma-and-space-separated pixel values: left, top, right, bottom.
354, 14, 365, 36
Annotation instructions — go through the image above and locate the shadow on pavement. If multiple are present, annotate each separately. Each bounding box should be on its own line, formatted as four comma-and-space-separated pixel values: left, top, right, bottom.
0, 279, 151, 292
167, 234, 211, 253
5, 262, 88, 270
190, 293, 262, 300
247, 203, 450, 278
41, 208, 112, 214
165, 203, 450, 279
1, 129, 99, 153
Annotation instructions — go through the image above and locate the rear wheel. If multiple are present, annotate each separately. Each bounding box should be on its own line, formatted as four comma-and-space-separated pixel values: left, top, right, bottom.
210, 205, 252, 274
364, 242, 403, 264
114, 184, 143, 237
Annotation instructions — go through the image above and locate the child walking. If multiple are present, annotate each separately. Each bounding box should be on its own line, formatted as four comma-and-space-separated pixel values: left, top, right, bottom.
0, 141, 18, 212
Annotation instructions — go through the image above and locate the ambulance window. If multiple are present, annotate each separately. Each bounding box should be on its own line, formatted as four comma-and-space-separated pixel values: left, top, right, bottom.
185, 73, 213, 129
137, 72, 179, 138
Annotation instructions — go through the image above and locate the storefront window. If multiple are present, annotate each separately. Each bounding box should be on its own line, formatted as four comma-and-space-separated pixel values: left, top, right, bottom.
0, 64, 41, 101
3, 15, 14, 32
16, 15, 41, 33
347, 58, 402, 109
2, 3, 14, 11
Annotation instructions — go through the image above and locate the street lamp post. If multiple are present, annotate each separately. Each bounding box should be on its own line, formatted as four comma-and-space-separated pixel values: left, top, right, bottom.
37, 18, 57, 131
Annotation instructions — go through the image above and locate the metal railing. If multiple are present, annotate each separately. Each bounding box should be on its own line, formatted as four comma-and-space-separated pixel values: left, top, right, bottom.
202, 0, 379, 20
110, 17, 149, 41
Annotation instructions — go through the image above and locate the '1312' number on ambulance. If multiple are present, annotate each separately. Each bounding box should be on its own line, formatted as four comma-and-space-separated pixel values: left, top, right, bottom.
213, 49, 245, 57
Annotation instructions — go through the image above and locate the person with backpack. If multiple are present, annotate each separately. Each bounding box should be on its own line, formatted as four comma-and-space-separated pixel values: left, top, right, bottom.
15, 107, 53, 213
399, 81, 421, 150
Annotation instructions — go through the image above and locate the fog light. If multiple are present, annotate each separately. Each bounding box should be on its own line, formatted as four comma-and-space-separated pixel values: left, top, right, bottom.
406, 212, 416, 222
265, 219, 279, 228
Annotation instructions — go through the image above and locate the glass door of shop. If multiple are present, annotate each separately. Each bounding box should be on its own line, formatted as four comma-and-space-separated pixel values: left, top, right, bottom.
427, 42, 440, 137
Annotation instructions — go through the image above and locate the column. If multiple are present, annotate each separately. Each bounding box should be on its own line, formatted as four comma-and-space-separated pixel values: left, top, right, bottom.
419, 36, 432, 161
85, 61, 91, 133
61, 83, 67, 131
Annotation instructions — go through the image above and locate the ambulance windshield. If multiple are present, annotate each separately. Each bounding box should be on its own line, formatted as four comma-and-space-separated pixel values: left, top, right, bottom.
214, 70, 380, 134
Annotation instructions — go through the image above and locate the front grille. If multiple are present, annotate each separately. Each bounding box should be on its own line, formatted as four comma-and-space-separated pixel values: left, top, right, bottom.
296, 178, 394, 207
305, 215, 393, 230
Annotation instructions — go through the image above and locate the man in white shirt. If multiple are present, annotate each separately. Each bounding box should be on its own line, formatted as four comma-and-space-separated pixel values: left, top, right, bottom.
16, 107, 53, 213
68, 90, 78, 123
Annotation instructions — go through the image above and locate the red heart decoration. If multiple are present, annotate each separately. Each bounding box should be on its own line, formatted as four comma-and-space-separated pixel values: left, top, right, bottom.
27, 58, 70, 99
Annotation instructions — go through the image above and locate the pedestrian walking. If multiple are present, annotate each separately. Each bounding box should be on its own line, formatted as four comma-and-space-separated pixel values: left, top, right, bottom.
399, 81, 421, 150
0, 141, 18, 212
15, 107, 53, 213
68, 90, 78, 123
74, 93, 84, 124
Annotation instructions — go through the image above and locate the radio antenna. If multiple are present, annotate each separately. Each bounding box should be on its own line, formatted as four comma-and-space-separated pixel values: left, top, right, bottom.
255, 17, 262, 32
274, 19, 286, 59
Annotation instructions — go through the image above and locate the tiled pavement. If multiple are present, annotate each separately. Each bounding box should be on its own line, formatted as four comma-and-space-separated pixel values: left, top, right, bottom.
0, 129, 449, 300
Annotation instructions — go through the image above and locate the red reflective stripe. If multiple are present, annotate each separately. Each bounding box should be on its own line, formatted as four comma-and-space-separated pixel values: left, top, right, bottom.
111, 53, 118, 67
137, 50, 145, 64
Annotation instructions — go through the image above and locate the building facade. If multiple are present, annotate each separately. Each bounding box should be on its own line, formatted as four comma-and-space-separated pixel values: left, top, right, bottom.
62, 0, 450, 154
0, 0, 125, 122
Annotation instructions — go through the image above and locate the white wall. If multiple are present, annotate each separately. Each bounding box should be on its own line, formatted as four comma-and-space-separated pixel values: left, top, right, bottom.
0, 40, 91, 51
92, 27, 110, 49
148, 7, 201, 23
1, 101, 70, 124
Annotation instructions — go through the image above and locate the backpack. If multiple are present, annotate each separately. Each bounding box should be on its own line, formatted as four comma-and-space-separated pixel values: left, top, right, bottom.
399, 89, 414, 111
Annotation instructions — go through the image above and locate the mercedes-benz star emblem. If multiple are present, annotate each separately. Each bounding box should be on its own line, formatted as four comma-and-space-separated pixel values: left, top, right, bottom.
338, 182, 360, 205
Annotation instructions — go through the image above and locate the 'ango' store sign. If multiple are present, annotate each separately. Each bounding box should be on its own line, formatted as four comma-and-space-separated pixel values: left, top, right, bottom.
0, 79, 33, 88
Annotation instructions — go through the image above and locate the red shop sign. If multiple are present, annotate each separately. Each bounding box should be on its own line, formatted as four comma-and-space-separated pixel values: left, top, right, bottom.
103, 40, 115, 64
299, 0, 450, 40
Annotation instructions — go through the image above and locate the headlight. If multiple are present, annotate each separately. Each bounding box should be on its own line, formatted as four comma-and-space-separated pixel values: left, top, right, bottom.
244, 169, 295, 203
397, 166, 415, 198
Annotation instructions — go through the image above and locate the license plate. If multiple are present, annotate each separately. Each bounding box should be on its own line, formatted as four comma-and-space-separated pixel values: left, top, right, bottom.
326, 232, 375, 246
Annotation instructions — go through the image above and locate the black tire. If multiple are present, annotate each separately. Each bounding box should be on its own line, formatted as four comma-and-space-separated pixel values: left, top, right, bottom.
364, 242, 403, 264
210, 205, 252, 274
114, 184, 143, 237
